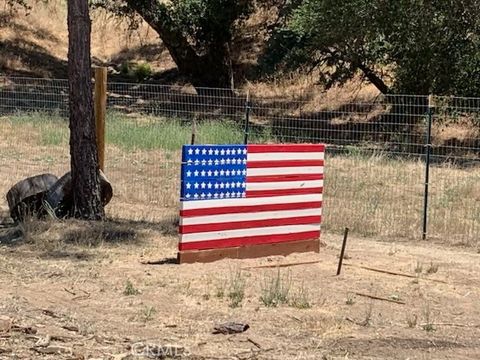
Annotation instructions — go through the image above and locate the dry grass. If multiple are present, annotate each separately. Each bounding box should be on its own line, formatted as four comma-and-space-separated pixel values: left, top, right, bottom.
1, 113, 479, 245
1, 230, 480, 359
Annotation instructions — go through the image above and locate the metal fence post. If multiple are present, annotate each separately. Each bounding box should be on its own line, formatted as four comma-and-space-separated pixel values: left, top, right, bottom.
422, 95, 435, 240
243, 90, 251, 144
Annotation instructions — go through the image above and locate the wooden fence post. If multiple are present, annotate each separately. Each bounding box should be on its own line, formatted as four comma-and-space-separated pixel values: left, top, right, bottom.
94, 67, 107, 171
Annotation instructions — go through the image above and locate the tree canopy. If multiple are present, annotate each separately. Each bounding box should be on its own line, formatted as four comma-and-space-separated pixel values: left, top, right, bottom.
5, 0, 480, 95
263, 0, 480, 96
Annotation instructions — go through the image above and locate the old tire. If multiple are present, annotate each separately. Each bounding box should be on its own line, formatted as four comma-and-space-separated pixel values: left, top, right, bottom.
45, 170, 113, 218
6, 174, 59, 222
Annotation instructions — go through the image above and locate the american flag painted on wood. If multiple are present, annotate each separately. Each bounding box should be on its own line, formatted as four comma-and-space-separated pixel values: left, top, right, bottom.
179, 144, 325, 251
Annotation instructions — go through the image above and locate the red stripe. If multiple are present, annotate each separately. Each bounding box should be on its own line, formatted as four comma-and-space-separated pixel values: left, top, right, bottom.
247, 144, 325, 153
247, 160, 324, 168
180, 201, 322, 217
247, 174, 324, 183
180, 215, 321, 234
179, 231, 320, 251
246, 187, 323, 197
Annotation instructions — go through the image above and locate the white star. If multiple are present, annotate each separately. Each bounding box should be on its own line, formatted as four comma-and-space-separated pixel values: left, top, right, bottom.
214, 149, 219, 155
187, 159, 193, 165
194, 160, 200, 165
188, 148, 194, 155
195, 148, 200, 155
231, 158, 236, 165
214, 159, 220, 165
207, 159, 213, 165
208, 148, 213, 155
220, 149, 225, 155
213, 170, 219, 176
185, 193, 191, 198
237, 191, 242, 197
186, 171, 192, 177
200, 193, 206, 198
236, 182, 241, 187
200, 170, 206, 176
207, 193, 212, 198
200, 182, 206, 189
194, 193, 199, 199
226, 149, 231, 155
214, 183, 219, 189
225, 192, 231, 198
231, 182, 236, 188
194, 170, 199, 176
220, 159, 225, 165
201, 159, 206, 165
242, 182, 246, 188
194, 182, 199, 189
225, 170, 230, 176
220, 183, 225, 189
226, 158, 231, 165
207, 170, 212, 176
219, 192, 224, 198
242, 149, 247, 154
242, 170, 246, 175
207, 182, 212, 189
202, 149, 207, 155
242, 191, 246, 197
186, 183, 192, 189
225, 183, 230, 189
220, 170, 225, 176
214, 193, 219, 198
236, 170, 241, 176
243, 159, 247, 164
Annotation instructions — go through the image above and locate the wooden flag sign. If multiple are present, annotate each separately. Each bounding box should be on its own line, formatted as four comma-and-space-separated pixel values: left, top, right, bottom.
178, 144, 325, 263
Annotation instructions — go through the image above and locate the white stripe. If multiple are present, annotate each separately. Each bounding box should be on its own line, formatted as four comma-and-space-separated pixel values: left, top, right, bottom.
247, 180, 323, 191
180, 224, 321, 243
247, 166, 324, 176
180, 208, 322, 226
181, 193, 323, 210
248, 152, 324, 161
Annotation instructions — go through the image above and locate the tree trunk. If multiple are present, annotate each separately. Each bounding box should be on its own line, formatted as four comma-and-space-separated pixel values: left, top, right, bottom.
67, 0, 105, 220
125, 0, 233, 89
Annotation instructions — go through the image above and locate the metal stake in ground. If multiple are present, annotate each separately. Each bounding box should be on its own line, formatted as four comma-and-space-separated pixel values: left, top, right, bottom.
243, 90, 251, 144
191, 119, 197, 145
422, 95, 435, 240
336, 227, 349, 276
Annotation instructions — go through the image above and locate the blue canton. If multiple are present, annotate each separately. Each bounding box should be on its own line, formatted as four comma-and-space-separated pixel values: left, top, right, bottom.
181, 145, 247, 201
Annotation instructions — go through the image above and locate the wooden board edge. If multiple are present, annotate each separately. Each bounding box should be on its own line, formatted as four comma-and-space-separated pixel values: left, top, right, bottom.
177, 238, 320, 264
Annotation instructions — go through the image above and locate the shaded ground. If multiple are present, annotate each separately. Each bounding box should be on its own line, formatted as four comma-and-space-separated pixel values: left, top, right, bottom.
1, 224, 479, 359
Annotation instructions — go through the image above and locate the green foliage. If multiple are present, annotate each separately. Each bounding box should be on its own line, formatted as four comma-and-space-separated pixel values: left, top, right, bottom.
260, 269, 291, 307
119, 61, 152, 81
264, 0, 480, 96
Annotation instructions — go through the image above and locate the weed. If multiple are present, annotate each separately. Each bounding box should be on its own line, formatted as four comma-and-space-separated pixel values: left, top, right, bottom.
123, 279, 140, 296
289, 282, 312, 309
361, 302, 373, 326
422, 302, 435, 332
215, 279, 226, 299
345, 293, 355, 305
406, 313, 418, 328
426, 261, 439, 274
260, 269, 291, 307
228, 269, 246, 308
140, 306, 156, 322
414, 261, 423, 274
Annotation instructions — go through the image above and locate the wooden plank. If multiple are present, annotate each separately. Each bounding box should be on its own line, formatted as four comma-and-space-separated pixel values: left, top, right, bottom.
94, 67, 107, 171
178, 238, 320, 264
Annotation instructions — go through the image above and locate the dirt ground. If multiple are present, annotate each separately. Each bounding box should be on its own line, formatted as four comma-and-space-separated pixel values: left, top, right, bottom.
1, 220, 479, 360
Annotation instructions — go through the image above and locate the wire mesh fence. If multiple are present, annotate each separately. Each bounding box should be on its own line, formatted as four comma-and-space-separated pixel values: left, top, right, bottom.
0, 76, 479, 244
